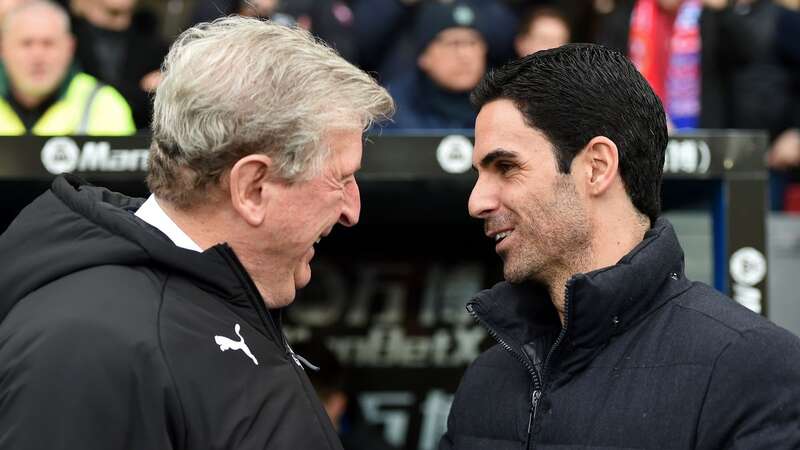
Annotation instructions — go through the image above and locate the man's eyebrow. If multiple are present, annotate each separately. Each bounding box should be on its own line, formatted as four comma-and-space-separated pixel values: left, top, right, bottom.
478, 149, 519, 168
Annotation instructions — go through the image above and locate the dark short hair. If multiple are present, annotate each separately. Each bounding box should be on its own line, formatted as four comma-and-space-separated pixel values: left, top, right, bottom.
471, 43, 667, 223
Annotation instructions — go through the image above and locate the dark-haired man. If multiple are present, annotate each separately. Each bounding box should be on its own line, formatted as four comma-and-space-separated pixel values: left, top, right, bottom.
440, 43, 800, 449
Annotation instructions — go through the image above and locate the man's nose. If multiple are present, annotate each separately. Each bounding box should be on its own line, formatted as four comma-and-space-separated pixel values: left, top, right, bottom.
339, 179, 360, 227
468, 175, 498, 219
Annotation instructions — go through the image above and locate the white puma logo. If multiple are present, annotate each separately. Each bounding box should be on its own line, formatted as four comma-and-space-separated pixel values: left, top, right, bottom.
214, 323, 259, 366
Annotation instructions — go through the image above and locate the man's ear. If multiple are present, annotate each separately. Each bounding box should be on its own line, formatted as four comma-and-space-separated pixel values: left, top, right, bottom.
578, 136, 619, 197
228, 154, 273, 227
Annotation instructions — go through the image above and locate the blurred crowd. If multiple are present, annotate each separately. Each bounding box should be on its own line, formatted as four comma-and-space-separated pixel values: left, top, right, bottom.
0, 0, 798, 205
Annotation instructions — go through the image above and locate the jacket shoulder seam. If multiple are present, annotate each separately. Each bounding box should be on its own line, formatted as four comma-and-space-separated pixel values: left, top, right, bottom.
671, 291, 765, 336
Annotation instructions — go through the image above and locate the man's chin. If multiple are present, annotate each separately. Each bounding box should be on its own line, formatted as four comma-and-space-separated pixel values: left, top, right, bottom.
502, 261, 531, 284
293, 265, 312, 290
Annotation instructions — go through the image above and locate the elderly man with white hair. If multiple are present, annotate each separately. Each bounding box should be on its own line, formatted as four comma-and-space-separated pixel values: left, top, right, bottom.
0, 16, 393, 450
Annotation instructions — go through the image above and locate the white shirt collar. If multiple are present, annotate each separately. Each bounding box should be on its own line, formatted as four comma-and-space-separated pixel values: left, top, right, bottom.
135, 194, 203, 252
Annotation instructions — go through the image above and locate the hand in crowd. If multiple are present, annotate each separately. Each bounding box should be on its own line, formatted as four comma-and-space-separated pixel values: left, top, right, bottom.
768, 128, 800, 170
139, 70, 163, 93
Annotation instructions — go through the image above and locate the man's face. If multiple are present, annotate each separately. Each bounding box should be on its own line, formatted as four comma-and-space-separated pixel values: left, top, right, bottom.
239, 0, 278, 17
261, 128, 363, 306
83, 0, 136, 31
418, 27, 487, 93
657, 0, 683, 12
469, 99, 591, 283
515, 16, 570, 57
0, 8, 75, 101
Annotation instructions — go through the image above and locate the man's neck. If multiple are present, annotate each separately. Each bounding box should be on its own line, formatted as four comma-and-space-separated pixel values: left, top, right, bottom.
159, 197, 286, 309
547, 212, 650, 325
157, 198, 218, 251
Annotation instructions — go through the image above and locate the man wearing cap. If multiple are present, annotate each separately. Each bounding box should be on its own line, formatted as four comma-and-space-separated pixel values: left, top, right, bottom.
386, 1, 488, 129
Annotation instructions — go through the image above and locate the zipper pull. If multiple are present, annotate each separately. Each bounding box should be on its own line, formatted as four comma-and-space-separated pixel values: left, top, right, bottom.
531, 390, 542, 420
526, 390, 542, 448
286, 344, 320, 371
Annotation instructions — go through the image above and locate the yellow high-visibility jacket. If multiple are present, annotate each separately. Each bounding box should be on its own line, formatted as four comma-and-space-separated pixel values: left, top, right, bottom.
0, 71, 136, 136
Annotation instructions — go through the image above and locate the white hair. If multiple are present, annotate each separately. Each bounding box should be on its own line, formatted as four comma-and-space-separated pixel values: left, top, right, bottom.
147, 16, 394, 208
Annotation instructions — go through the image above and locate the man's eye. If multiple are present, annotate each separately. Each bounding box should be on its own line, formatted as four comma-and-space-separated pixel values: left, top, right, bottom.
496, 162, 515, 173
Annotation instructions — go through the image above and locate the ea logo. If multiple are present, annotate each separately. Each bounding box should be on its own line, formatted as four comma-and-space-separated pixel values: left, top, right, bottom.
41, 137, 80, 174
729, 247, 767, 286
436, 135, 473, 174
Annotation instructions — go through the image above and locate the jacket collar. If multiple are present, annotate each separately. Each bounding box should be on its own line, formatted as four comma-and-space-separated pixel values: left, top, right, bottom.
0, 175, 261, 324
469, 218, 693, 374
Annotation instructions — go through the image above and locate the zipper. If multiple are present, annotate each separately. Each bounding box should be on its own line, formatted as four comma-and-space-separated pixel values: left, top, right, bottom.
468, 280, 575, 450
287, 342, 320, 371
526, 390, 542, 449
467, 303, 543, 448
542, 279, 574, 384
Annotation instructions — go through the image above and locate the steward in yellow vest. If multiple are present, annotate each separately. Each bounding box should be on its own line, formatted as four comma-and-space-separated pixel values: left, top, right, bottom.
0, 1, 136, 136
0, 66, 136, 136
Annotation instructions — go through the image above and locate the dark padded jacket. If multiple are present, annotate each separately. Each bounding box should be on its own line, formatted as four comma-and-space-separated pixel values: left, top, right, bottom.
0, 175, 343, 450
440, 218, 800, 449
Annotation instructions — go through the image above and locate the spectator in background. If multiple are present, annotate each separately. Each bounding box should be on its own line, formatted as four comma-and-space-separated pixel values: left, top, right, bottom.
514, 6, 571, 57
596, 0, 795, 134
595, 0, 799, 209
190, 0, 359, 64
353, 0, 516, 85
386, 2, 487, 129
0, 1, 135, 135
0, 0, 26, 90
71, 0, 168, 130
770, 1, 800, 210
191, 0, 289, 24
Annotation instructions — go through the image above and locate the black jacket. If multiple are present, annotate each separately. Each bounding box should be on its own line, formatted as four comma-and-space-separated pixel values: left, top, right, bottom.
0, 175, 343, 450
440, 218, 800, 449
72, 12, 169, 130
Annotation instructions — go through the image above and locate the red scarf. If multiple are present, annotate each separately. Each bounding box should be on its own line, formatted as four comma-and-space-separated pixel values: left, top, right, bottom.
629, 0, 702, 129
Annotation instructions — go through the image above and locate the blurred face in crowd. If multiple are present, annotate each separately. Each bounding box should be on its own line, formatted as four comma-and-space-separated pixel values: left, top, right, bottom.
1, 4, 75, 105
238, 0, 278, 17
252, 127, 363, 307
515, 15, 570, 57
418, 27, 487, 93
83, 0, 136, 31
657, 0, 683, 11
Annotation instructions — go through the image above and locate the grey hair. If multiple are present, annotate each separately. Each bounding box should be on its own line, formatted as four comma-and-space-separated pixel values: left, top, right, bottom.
1, 0, 71, 35
148, 16, 394, 209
